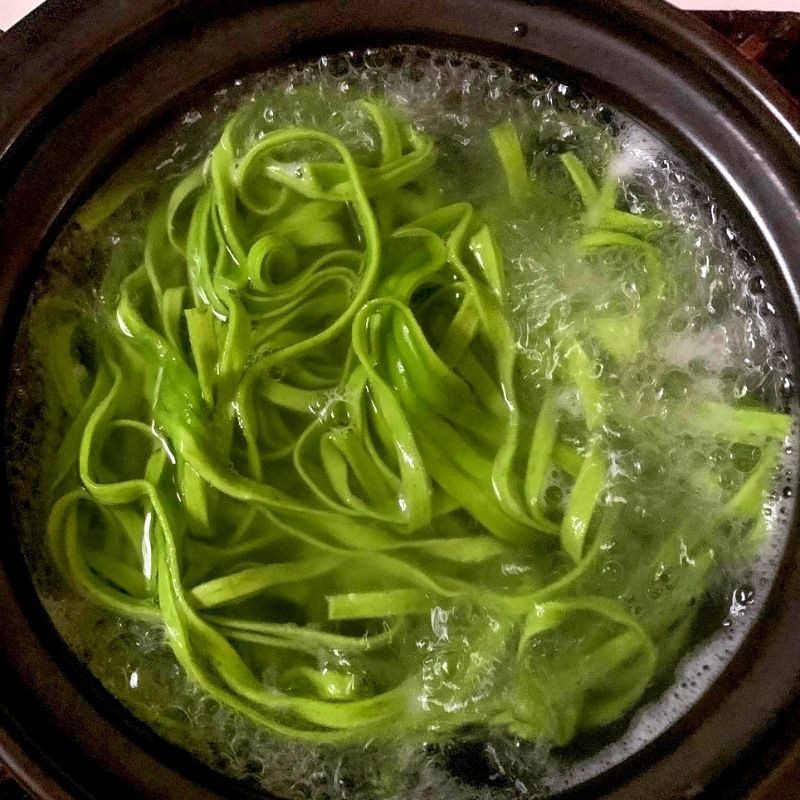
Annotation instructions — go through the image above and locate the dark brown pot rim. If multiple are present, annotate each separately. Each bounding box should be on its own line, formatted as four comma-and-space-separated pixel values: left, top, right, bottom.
1, 2, 800, 798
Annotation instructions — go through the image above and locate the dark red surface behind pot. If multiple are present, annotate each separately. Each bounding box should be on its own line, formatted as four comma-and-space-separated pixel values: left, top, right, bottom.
2, 2, 800, 798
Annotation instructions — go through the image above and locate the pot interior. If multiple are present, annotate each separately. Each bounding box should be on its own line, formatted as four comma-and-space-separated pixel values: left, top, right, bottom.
2, 5, 800, 800
4, 40, 800, 800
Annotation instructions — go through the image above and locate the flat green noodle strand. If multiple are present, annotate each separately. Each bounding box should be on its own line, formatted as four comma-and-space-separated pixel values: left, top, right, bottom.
32, 99, 789, 748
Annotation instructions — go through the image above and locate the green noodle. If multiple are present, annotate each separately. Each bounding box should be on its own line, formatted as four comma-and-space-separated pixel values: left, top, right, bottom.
32, 98, 789, 747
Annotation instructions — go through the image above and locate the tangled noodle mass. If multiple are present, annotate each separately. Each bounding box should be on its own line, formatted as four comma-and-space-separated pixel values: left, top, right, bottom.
34, 99, 789, 747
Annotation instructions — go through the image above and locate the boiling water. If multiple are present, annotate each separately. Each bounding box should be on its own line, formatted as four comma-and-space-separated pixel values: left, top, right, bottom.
5, 47, 797, 799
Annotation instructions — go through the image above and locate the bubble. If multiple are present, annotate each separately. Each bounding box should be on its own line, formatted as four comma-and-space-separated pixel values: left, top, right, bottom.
734, 585, 756, 607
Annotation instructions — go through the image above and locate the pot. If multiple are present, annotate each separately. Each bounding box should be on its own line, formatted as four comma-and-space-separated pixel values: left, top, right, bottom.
1, 1, 800, 798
